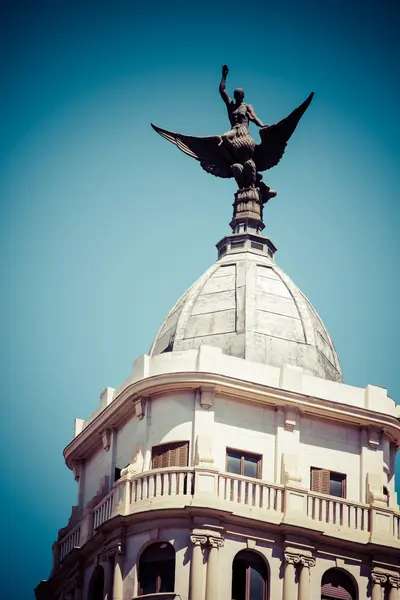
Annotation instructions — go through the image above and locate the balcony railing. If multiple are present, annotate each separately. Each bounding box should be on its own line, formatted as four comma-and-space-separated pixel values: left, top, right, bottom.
307, 491, 369, 532
59, 522, 81, 562
56, 467, 400, 564
92, 488, 116, 531
218, 472, 284, 512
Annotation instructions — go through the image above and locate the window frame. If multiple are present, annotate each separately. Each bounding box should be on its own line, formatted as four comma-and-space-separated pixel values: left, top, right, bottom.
226, 448, 262, 479
310, 467, 347, 498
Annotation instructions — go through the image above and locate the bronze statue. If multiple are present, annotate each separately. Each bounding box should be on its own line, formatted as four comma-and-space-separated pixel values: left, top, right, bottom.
152, 65, 314, 232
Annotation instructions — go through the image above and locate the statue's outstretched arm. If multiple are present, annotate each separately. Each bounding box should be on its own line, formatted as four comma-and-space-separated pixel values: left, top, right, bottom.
219, 64, 231, 106
247, 104, 264, 128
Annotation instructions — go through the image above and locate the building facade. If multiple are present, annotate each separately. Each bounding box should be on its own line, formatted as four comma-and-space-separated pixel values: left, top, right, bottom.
36, 232, 400, 600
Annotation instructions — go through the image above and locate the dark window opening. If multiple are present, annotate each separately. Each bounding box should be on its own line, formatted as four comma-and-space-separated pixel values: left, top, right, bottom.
232, 550, 267, 600
139, 542, 175, 595
310, 468, 346, 498
321, 568, 357, 600
114, 467, 122, 482
226, 449, 261, 479
88, 566, 104, 600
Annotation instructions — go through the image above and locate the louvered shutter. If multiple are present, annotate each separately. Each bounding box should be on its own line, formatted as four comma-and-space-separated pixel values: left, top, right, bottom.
177, 442, 189, 467
321, 470, 330, 494
311, 468, 331, 494
311, 468, 323, 492
152, 441, 189, 469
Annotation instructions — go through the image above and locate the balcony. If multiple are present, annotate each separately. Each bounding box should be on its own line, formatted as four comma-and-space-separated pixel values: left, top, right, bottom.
56, 467, 400, 566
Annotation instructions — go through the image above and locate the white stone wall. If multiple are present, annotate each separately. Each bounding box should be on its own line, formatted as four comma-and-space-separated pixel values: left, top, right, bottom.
82, 445, 112, 507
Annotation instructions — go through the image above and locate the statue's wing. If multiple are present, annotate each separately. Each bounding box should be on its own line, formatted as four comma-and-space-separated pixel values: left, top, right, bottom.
151, 124, 233, 178
254, 92, 314, 172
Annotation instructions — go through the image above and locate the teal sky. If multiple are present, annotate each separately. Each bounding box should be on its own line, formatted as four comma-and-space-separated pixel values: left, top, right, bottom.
0, 1, 398, 597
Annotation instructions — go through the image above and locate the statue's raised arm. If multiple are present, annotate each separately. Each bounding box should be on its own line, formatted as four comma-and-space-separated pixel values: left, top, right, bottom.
219, 64, 232, 106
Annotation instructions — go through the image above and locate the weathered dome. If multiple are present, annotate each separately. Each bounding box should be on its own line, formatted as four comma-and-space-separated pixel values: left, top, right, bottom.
150, 240, 342, 382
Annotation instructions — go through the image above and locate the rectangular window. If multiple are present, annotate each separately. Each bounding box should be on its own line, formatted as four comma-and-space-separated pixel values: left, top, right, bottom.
151, 441, 189, 469
226, 449, 262, 479
310, 467, 346, 498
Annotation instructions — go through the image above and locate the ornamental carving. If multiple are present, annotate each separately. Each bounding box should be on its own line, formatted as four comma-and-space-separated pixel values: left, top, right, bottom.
284, 552, 301, 565
300, 556, 316, 569
190, 535, 208, 546
209, 536, 224, 549
389, 576, 400, 589
101, 542, 125, 561
371, 572, 387, 585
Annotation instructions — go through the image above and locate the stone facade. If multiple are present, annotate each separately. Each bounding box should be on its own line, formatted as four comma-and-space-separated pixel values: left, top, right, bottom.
36, 241, 400, 600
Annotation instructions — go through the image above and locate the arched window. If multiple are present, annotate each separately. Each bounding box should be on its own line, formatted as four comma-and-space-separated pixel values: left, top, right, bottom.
321, 568, 357, 600
138, 542, 175, 594
232, 550, 268, 600
88, 565, 104, 600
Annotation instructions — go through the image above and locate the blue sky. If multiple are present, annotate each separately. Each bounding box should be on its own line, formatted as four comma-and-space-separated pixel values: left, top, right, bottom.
0, 0, 398, 597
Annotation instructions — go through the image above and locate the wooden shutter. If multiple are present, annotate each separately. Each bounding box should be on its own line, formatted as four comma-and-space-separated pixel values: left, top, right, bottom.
152, 441, 189, 469
311, 468, 330, 494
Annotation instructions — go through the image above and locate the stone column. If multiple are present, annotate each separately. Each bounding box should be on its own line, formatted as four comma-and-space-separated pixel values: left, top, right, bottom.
112, 551, 124, 600
205, 537, 224, 600
190, 535, 207, 600
389, 576, 400, 600
102, 556, 113, 600
283, 553, 300, 600
298, 557, 315, 600
371, 573, 387, 600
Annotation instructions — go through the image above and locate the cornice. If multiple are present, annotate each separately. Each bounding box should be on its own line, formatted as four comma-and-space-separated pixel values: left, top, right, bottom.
64, 371, 400, 468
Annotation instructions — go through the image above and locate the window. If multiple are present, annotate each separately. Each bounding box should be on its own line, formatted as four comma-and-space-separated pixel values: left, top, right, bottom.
321, 568, 357, 600
139, 542, 175, 595
88, 566, 104, 600
232, 550, 268, 600
152, 441, 189, 469
226, 449, 261, 479
310, 468, 346, 498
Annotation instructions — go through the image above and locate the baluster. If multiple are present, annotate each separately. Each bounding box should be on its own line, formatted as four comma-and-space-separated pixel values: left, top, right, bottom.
170, 472, 177, 496
349, 505, 355, 529
149, 474, 155, 498
233, 478, 239, 503
240, 480, 247, 504
137, 478, 142, 502
254, 483, 261, 508
142, 476, 148, 499
218, 476, 224, 499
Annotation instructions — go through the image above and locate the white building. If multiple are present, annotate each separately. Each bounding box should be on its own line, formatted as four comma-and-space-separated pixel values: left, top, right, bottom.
36, 225, 400, 600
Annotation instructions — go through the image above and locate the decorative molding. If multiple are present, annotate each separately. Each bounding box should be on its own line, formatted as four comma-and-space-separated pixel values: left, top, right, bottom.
134, 397, 146, 420
101, 429, 111, 452
195, 434, 214, 466
246, 539, 256, 549
71, 461, 82, 482
300, 556, 316, 569
371, 572, 387, 586
64, 370, 400, 470
101, 542, 125, 560
190, 535, 208, 546
120, 445, 145, 477
208, 536, 224, 549
199, 386, 215, 409
368, 428, 381, 450
284, 552, 301, 565
284, 408, 298, 431
389, 576, 400, 589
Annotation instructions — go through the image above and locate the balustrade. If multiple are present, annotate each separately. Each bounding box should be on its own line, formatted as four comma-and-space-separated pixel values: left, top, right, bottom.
59, 523, 81, 562
92, 488, 115, 531
130, 466, 194, 503
307, 491, 369, 531
218, 472, 284, 512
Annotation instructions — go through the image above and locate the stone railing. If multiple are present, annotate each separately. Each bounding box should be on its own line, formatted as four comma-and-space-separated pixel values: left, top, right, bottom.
92, 487, 116, 531
55, 467, 400, 565
218, 472, 284, 512
59, 522, 81, 562
307, 491, 369, 532
130, 466, 194, 503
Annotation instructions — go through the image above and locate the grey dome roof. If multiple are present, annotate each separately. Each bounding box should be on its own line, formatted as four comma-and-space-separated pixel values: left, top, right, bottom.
150, 246, 342, 382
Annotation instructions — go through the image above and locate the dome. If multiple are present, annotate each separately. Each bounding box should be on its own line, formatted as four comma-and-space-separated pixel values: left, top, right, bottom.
150, 238, 342, 382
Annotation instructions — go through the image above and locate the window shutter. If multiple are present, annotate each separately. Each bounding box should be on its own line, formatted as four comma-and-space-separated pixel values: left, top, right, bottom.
152, 441, 189, 469
321, 470, 330, 495
177, 442, 189, 467
311, 468, 323, 492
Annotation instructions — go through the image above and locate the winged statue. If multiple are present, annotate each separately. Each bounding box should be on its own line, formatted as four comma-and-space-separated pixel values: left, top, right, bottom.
152, 65, 314, 206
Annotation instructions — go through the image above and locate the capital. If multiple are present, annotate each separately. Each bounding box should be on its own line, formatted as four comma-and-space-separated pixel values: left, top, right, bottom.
300, 556, 316, 569
284, 552, 301, 565
389, 576, 400, 589
190, 534, 208, 547
371, 572, 387, 586
209, 536, 224, 549
101, 542, 125, 561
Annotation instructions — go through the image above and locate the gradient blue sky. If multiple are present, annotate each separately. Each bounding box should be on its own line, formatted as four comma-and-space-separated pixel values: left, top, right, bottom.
0, 0, 398, 597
